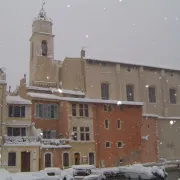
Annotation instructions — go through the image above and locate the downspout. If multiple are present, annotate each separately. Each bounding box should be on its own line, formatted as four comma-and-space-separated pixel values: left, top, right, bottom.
95, 104, 101, 168
1, 83, 4, 167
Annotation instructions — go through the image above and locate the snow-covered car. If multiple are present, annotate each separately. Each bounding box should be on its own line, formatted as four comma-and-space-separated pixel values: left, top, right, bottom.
0, 169, 13, 180
72, 165, 96, 177
83, 174, 106, 180
40, 167, 73, 180
99, 164, 167, 180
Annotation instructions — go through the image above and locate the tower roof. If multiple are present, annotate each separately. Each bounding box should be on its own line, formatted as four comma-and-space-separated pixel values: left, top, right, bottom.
33, 1, 52, 23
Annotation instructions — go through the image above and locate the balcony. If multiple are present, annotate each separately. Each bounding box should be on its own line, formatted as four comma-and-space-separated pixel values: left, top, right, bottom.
3, 136, 71, 149
3, 136, 41, 146
40, 138, 71, 149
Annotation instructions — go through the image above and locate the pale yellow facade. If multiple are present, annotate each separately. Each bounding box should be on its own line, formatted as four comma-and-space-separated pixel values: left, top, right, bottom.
3, 146, 40, 173
67, 102, 95, 166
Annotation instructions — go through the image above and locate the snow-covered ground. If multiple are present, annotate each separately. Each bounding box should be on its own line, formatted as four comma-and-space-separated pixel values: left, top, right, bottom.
1, 164, 168, 180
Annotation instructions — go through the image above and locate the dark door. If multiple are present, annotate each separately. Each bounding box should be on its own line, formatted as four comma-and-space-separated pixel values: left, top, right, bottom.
74, 153, 80, 165
21, 151, 30, 172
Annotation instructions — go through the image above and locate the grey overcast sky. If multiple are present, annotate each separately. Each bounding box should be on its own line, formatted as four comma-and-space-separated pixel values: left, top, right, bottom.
0, 0, 180, 89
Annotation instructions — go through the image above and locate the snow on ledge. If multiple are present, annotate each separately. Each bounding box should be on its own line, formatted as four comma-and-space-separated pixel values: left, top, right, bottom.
6, 95, 32, 105
41, 144, 71, 149
0, 80, 6, 84
27, 85, 85, 96
27, 92, 144, 106
143, 114, 180, 120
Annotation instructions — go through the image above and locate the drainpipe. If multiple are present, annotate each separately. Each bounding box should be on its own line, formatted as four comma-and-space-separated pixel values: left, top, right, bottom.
0, 83, 4, 168
95, 104, 101, 168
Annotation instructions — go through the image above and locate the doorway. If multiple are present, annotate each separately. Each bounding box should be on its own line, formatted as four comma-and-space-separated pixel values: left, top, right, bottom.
74, 153, 80, 165
21, 151, 30, 172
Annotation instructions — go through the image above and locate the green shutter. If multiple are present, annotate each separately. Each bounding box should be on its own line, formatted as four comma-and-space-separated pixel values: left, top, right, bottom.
35, 104, 39, 117
54, 104, 58, 119
48, 105, 51, 119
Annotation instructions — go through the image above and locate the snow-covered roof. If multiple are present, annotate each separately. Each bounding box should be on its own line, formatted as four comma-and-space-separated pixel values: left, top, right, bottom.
41, 144, 71, 149
27, 92, 60, 101
27, 92, 144, 106
85, 58, 180, 72
27, 85, 85, 96
6, 95, 32, 105
143, 114, 180, 120
0, 80, 6, 84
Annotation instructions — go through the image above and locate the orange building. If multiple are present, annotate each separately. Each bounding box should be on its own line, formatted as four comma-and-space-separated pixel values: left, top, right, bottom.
141, 115, 158, 163
92, 101, 144, 167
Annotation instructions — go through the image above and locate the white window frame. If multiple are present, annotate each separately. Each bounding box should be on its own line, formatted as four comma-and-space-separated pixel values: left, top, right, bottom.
105, 141, 111, 148
117, 141, 123, 148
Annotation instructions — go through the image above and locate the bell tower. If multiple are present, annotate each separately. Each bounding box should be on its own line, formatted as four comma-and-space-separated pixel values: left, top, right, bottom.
29, 2, 58, 88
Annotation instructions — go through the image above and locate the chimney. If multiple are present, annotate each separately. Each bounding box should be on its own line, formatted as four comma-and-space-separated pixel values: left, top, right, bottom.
81, 49, 85, 59
24, 74, 26, 83
9, 86, 11, 93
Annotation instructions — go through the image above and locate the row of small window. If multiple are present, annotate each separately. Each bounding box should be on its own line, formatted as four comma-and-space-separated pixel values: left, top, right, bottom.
72, 127, 90, 141
35, 104, 58, 119
45, 152, 95, 167
7, 127, 26, 136
7, 152, 95, 167
104, 119, 121, 129
105, 141, 123, 148
101, 83, 178, 104
72, 104, 89, 117
8, 106, 25, 118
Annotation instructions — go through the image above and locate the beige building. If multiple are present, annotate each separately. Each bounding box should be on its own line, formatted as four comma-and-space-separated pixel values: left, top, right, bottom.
2, 95, 40, 172
18, 3, 180, 163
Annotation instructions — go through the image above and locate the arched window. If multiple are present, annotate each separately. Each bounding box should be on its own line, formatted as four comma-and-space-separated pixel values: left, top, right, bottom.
63, 153, 69, 167
41, 40, 48, 56
89, 152, 94, 165
45, 153, 52, 167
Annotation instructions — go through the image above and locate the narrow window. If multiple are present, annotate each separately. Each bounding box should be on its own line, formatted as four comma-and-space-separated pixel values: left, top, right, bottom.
126, 84, 134, 101
84, 104, 89, 117
79, 104, 84, 116
169, 88, 177, 104
63, 153, 69, 167
101, 83, 109, 100
104, 119, 109, 129
8, 152, 16, 166
21, 128, 26, 136
105, 142, 111, 148
7, 127, 12, 136
72, 127, 77, 141
45, 153, 52, 167
21, 106, 25, 117
41, 40, 48, 56
117, 120, 121, 129
72, 104, 76, 116
89, 152, 95, 165
148, 86, 156, 103
8, 106, 13, 117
